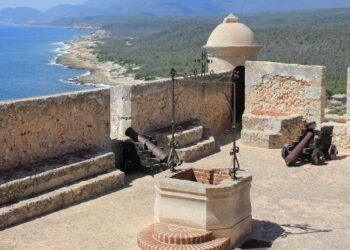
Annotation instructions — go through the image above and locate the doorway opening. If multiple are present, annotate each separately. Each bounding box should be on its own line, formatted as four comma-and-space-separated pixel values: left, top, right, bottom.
233, 65, 246, 123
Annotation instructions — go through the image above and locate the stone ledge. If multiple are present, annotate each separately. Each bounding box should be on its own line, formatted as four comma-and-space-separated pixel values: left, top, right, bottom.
0, 170, 124, 230
146, 120, 204, 150
243, 113, 303, 133
177, 136, 216, 162
241, 129, 282, 149
0, 152, 115, 206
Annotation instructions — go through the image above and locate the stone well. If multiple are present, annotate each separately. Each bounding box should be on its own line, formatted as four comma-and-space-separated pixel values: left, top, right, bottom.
153, 168, 253, 248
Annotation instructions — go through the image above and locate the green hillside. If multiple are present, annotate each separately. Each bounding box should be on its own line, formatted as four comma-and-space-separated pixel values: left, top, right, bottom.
97, 9, 350, 94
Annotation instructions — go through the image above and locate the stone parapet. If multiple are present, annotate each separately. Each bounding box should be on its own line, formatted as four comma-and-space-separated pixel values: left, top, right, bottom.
110, 73, 232, 139
0, 89, 111, 172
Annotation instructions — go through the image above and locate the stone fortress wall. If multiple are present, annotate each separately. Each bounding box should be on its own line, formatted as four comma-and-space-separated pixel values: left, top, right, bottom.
0, 64, 349, 173
0, 89, 111, 172
245, 61, 326, 125
110, 72, 233, 139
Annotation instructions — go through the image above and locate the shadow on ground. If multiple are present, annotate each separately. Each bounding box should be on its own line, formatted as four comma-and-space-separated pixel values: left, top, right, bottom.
239, 219, 284, 249
240, 220, 333, 249
280, 223, 332, 236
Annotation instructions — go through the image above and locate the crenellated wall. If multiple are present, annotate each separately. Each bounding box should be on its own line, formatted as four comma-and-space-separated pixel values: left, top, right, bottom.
110, 73, 233, 139
0, 89, 111, 172
245, 61, 326, 126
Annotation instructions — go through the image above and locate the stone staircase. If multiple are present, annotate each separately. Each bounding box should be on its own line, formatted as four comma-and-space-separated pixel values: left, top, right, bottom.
146, 120, 217, 162
138, 223, 230, 250
241, 113, 305, 149
0, 150, 124, 229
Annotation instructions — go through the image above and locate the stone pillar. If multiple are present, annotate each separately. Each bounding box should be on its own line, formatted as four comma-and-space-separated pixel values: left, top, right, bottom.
347, 68, 350, 135
110, 85, 133, 140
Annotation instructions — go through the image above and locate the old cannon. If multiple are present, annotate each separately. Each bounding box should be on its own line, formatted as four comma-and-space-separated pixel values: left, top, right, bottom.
123, 127, 169, 174
125, 127, 169, 162
282, 122, 338, 166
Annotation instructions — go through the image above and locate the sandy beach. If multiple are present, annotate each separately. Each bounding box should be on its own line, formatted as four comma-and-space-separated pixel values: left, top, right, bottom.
56, 30, 140, 86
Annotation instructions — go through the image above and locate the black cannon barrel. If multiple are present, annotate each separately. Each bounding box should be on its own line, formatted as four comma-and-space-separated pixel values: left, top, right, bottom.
285, 131, 314, 166
125, 127, 169, 162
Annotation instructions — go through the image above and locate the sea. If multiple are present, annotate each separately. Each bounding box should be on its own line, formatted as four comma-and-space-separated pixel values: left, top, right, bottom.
0, 24, 94, 101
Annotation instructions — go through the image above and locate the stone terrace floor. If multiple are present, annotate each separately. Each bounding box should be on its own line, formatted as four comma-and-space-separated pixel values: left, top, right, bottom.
0, 138, 350, 250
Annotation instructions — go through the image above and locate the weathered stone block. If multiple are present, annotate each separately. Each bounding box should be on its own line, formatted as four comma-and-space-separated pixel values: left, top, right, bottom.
241, 129, 281, 149
305, 86, 323, 100
322, 122, 350, 149
245, 61, 325, 125
241, 114, 304, 149
246, 61, 325, 90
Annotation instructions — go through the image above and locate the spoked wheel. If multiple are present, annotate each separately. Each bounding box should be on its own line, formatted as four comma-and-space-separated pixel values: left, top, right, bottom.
281, 144, 292, 159
311, 149, 326, 165
326, 144, 338, 160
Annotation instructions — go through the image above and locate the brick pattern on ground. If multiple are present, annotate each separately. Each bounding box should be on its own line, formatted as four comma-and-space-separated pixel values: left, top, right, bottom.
137, 223, 230, 250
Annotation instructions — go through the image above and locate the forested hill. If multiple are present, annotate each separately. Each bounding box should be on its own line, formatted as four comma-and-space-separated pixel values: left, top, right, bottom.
97, 8, 350, 94
2, 0, 350, 24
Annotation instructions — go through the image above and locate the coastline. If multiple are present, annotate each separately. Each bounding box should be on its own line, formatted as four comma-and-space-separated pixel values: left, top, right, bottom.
55, 29, 140, 86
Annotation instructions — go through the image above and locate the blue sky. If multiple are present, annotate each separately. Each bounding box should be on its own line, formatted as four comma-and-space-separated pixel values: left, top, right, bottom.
0, 0, 86, 11
1, 0, 350, 12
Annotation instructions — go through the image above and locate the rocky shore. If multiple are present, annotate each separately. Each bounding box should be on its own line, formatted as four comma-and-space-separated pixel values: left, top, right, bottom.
56, 30, 140, 86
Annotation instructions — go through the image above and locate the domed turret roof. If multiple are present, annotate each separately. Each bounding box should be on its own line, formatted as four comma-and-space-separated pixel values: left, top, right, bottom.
206, 14, 257, 47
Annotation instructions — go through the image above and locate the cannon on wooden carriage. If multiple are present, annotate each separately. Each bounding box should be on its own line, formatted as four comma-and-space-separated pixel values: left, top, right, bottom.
123, 127, 169, 175
282, 122, 338, 166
